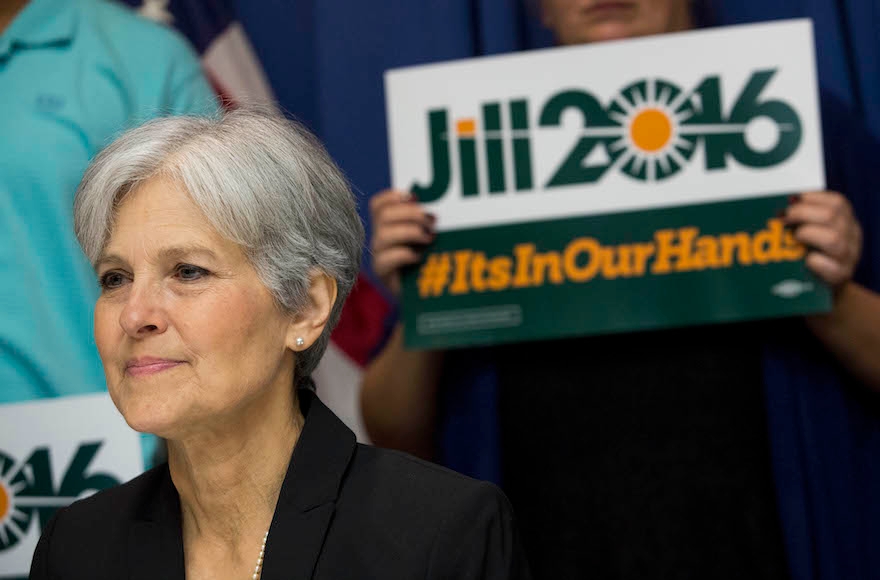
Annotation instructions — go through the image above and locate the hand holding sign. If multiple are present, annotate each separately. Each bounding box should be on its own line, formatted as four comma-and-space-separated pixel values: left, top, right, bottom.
784, 191, 862, 289
370, 189, 436, 296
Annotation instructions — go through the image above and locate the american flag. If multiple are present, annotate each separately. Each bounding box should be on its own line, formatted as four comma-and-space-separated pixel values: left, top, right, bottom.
125, 0, 391, 443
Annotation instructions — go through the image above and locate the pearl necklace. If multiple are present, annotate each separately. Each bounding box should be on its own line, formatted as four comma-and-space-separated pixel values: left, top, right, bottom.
251, 530, 269, 580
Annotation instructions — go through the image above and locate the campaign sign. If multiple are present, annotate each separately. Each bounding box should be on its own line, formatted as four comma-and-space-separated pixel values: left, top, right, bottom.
0, 393, 143, 578
385, 19, 830, 349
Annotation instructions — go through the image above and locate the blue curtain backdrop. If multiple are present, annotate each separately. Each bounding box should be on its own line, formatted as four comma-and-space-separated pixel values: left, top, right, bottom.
234, 2, 880, 579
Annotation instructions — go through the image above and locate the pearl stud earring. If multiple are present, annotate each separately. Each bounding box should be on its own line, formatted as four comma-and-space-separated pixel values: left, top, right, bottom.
296, 337, 305, 347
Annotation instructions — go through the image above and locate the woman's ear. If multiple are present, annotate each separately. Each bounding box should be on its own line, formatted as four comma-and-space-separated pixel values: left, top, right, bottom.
286, 271, 338, 352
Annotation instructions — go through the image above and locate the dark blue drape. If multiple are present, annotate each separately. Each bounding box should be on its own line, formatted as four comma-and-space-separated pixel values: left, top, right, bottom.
236, 2, 880, 579
235, 0, 552, 275
712, 5, 880, 579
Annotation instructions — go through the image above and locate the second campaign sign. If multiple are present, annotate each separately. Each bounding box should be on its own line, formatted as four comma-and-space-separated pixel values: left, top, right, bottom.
385, 19, 829, 350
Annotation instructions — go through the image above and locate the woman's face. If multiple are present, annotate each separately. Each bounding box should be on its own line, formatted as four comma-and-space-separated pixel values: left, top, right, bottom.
94, 177, 297, 439
541, 0, 692, 45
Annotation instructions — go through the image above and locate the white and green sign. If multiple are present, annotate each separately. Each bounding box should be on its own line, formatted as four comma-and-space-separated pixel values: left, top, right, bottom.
385, 19, 829, 349
0, 394, 143, 579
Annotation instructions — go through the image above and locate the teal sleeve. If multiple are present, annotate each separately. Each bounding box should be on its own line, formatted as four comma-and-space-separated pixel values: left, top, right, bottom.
158, 30, 220, 117
170, 64, 221, 117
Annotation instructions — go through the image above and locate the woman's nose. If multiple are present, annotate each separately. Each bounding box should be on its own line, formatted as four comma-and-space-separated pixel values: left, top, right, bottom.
118, 282, 168, 338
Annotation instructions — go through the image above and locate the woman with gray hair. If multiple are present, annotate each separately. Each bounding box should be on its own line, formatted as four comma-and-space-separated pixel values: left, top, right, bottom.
29, 108, 529, 580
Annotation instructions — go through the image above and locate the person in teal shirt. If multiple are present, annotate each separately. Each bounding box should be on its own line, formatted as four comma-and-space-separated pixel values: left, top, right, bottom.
0, 0, 218, 464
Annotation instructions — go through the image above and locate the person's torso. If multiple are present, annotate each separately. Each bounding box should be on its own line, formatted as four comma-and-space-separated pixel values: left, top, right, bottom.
0, 0, 215, 402
492, 323, 788, 579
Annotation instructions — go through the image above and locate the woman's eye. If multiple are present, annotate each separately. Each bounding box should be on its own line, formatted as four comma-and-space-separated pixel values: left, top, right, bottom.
175, 264, 209, 281
99, 271, 128, 290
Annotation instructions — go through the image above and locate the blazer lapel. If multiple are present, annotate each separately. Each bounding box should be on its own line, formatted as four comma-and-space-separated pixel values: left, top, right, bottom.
128, 467, 185, 580
260, 388, 357, 580
125, 389, 355, 580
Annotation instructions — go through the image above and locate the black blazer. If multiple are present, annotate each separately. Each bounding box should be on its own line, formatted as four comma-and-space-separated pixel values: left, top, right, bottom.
30, 389, 531, 579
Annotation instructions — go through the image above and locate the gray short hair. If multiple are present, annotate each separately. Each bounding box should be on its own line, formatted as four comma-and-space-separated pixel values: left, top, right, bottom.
74, 107, 364, 385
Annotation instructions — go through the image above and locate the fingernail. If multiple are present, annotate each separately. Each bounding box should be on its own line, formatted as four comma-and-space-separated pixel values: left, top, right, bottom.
426, 213, 437, 223
788, 194, 801, 204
